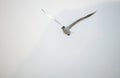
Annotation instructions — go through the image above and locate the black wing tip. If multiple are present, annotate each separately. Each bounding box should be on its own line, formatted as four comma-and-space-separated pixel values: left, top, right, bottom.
87, 11, 96, 17
91, 11, 97, 15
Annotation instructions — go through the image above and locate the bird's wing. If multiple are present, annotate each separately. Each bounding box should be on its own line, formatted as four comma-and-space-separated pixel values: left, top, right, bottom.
41, 9, 63, 26
67, 11, 96, 29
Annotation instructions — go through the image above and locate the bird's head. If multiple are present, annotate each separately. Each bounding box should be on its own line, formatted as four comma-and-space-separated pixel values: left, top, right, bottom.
61, 26, 65, 29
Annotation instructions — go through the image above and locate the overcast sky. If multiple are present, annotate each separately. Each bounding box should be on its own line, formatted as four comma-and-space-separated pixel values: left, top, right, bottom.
0, 0, 120, 78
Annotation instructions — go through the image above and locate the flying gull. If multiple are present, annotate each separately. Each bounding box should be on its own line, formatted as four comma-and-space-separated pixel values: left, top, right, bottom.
41, 9, 96, 36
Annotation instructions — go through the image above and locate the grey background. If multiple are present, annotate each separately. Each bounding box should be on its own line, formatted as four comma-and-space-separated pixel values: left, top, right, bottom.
0, 0, 120, 78
16, 2, 120, 78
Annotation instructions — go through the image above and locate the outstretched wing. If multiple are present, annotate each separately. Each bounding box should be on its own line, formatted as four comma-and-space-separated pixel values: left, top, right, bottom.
41, 9, 63, 26
67, 11, 96, 29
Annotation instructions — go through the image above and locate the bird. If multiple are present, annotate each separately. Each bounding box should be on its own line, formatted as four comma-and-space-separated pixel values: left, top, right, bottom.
41, 9, 96, 36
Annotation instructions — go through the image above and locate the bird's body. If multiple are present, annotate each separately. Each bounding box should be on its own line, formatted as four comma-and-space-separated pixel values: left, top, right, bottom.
61, 26, 71, 36
41, 9, 96, 36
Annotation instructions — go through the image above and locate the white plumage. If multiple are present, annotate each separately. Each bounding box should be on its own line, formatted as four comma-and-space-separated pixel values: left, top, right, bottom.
41, 9, 96, 36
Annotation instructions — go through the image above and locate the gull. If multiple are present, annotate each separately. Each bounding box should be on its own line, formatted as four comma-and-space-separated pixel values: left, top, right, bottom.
41, 9, 96, 36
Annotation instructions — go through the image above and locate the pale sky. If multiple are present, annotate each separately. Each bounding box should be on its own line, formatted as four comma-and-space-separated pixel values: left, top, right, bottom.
0, 0, 120, 78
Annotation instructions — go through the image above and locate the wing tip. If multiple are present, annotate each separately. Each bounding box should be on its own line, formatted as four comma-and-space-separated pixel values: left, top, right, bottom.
41, 9, 46, 14
93, 11, 97, 14
91, 11, 96, 15
88, 11, 96, 17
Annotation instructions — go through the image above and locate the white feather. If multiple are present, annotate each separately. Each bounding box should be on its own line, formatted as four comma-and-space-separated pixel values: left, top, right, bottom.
41, 9, 63, 26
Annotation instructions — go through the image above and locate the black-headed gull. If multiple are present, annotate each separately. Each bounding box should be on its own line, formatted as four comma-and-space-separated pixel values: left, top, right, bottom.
41, 9, 96, 36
